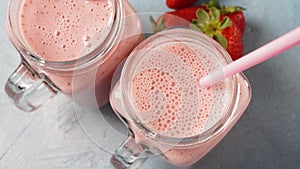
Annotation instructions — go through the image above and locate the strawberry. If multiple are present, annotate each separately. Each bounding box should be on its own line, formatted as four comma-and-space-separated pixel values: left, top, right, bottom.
150, 0, 245, 60
224, 11, 245, 34
152, 0, 245, 33
166, 0, 198, 9
190, 8, 243, 60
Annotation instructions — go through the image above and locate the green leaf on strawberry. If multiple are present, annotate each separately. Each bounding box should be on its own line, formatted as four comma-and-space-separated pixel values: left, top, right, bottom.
204, 0, 221, 9
221, 6, 246, 14
190, 7, 232, 49
204, 0, 245, 14
150, 16, 165, 33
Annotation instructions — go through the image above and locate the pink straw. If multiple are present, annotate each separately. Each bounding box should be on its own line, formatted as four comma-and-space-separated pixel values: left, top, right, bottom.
200, 26, 300, 87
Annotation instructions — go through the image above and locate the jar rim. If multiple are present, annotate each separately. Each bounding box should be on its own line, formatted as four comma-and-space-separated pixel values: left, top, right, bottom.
6, 0, 124, 70
119, 27, 238, 147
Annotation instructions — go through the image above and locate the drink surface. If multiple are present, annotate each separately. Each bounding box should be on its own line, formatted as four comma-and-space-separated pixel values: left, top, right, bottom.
131, 41, 232, 138
108, 28, 250, 166
20, 0, 114, 61
19, 0, 144, 106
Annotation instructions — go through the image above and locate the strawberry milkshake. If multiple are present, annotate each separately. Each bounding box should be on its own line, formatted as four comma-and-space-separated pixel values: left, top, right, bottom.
110, 28, 251, 166
19, 0, 143, 106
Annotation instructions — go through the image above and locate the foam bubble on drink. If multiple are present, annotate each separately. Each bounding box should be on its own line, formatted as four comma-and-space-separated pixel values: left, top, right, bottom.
131, 42, 230, 138
20, 0, 114, 61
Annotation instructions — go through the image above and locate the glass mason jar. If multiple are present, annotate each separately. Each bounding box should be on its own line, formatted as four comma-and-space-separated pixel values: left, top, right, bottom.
5, 0, 144, 111
110, 28, 252, 168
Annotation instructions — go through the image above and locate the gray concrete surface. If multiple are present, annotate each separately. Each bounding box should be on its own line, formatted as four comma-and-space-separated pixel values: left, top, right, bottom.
0, 0, 299, 169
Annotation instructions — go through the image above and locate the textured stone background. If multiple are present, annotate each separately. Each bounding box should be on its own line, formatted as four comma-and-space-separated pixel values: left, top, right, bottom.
0, 0, 299, 169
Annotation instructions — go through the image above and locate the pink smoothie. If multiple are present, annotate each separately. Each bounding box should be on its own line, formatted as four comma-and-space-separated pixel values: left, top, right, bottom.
21, 0, 115, 61
131, 42, 229, 138
110, 28, 251, 166
20, 0, 143, 106
129, 41, 235, 165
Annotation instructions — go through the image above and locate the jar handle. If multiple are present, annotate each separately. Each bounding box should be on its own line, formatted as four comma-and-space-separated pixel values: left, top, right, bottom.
5, 61, 57, 112
111, 133, 150, 169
